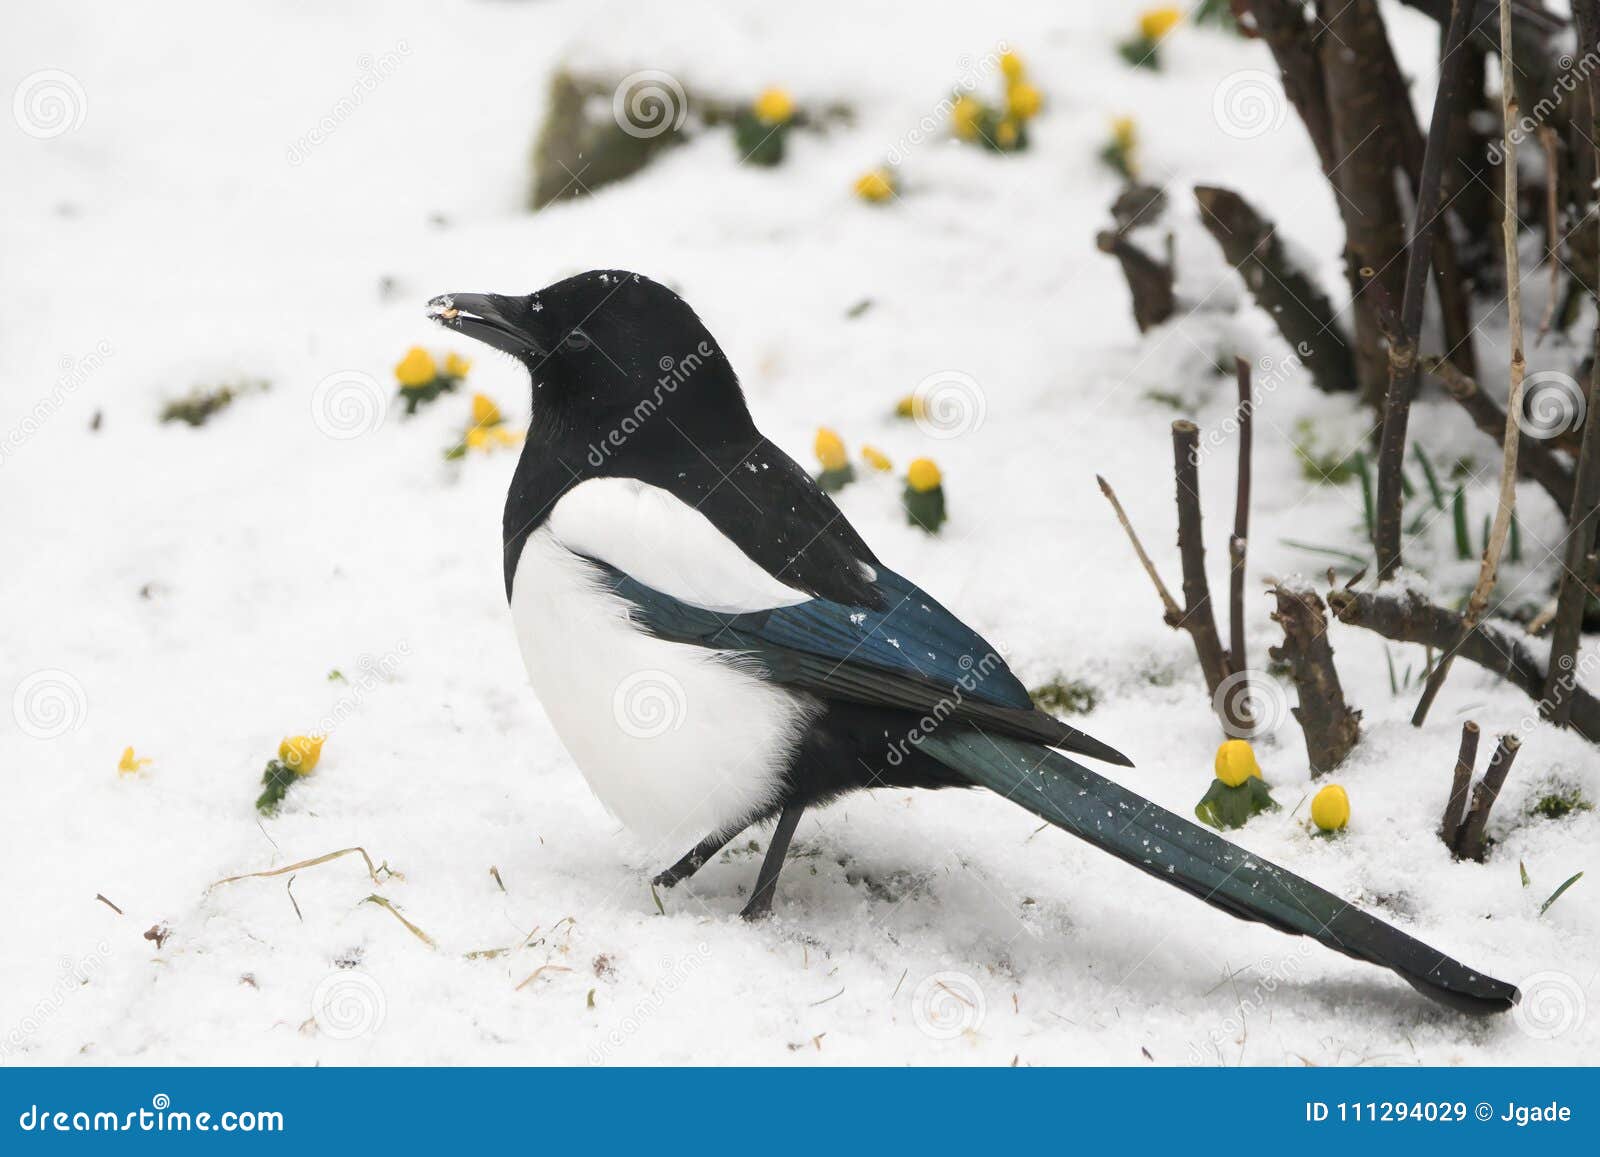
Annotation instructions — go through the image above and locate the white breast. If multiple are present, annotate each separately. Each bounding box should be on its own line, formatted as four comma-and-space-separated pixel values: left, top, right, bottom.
508, 525, 818, 852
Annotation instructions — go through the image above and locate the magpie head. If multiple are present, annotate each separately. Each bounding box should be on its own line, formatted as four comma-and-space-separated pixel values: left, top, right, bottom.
427, 270, 750, 440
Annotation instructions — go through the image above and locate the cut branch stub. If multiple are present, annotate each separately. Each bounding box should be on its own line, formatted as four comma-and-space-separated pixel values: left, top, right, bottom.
1268, 584, 1361, 774
1095, 230, 1174, 334
1455, 733, 1522, 862
1172, 421, 1247, 732
1194, 186, 1356, 394
1441, 720, 1479, 849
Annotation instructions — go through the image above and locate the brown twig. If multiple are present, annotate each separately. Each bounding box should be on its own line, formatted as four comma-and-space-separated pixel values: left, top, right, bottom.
1537, 125, 1562, 343
1095, 230, 1174, 333
1097, 474, 1181, 620
1173, 421, 1245, 731
1193, 188, 1356, 393
1373, 0, 1475, 579
1230, 357, 1253, 675
1410, 7, 1526, 726
1455, 733, 1522, 862
94, 893, 124, 916
1441, 720, 1479, 849
1268, 583, 1361, 773
1327, 584, 1600, 740
1426, 356, 1573, 515
1543, 0, 1600, 727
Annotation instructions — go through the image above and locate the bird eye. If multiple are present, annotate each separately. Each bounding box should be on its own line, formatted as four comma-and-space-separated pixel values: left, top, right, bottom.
563, 328, 592, 351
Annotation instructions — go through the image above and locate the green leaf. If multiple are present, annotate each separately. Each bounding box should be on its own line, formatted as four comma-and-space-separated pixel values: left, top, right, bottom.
1414, 445, 1446, 510
1194, 777, 1278, 831
1540, 871, 1584, 916
1452, 485, 1470, 560
1519, 860, 1531, 888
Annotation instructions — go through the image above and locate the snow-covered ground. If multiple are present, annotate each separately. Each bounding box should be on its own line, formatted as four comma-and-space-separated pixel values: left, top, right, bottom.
1, 0, 1594, 1065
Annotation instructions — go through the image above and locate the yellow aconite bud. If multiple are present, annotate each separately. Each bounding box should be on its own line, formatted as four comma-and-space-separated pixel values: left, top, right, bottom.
1311, 784, 1350, 832
754, 87, 796, 125
995, 119, 1019, 150
279, 734, 325, 776
815, 427, 849, 472
1006, 82, 1042, 121
1140, 6, 1182, 41
855, 168, 895, 202
951, 95, 984, 140
895, 395, 924, 419
999, 51, 1025, 83
861, 445, 893, 472
394, 346, 437, 388
444, 352, 473, 378
471, 392, 503, 428
1111, 116, 1137, 151
118, 746, 151, 775
907, 458, 942, 493
1214, 738, 1261, 788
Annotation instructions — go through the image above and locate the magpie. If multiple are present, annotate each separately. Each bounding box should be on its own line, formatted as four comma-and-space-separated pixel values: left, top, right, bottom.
428, 270, 1518, 1015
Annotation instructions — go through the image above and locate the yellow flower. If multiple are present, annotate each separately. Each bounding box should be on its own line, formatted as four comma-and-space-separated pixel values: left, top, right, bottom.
1006, 82, 1042, 121
1214, 739, 1262, 788
999, 51, 1025, 83
861, 445, 893, 472
753, 87, 796, 125
279, 734, 325, 776
894, 395, 924, 419
394, 346, 437, 388
855, 168, 896, 203
471, 392, 503, 428
117, 746, 152, 775
951, 95, 984, 140
907, 457, 942, 493
1111, 116, 1137, 151
466, 425, 522, 453
995, 119, 1019, 150
1311, 784, 1350, 832
444, 352, 473, 379
1139, 6, 1182, 41
815, 427, 849, 471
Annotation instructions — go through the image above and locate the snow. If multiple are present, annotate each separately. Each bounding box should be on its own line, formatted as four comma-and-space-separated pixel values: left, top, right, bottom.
1, 0, 1595, 1066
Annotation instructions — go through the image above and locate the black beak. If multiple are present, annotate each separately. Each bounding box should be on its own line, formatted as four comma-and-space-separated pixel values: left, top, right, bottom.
426, 292, 545, 358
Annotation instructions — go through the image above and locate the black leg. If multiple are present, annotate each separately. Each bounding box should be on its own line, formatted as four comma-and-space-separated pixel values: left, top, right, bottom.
739, 803, 805, 921
653, 828, 738, 889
